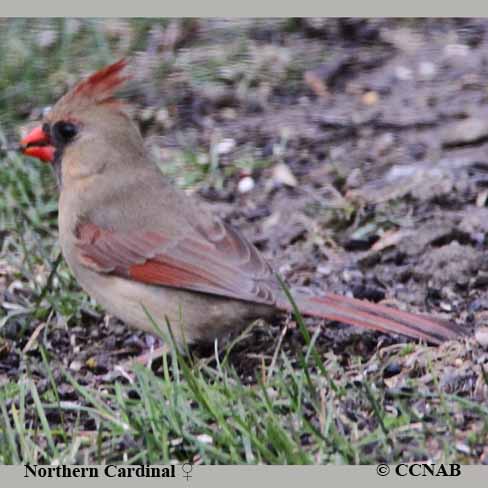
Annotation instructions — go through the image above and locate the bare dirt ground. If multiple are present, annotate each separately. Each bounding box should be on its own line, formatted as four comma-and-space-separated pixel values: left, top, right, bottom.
178, 20, 488, 358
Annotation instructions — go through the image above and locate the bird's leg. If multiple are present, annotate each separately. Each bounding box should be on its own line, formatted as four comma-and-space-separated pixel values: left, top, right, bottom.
127, 344, 170, 367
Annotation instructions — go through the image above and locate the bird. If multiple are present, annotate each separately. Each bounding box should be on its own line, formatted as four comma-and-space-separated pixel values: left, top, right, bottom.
19, 59, 464, 351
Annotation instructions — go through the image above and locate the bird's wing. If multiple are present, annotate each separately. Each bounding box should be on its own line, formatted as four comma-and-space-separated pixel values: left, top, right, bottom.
74, 218, 278, 305
74, 218, 465, 345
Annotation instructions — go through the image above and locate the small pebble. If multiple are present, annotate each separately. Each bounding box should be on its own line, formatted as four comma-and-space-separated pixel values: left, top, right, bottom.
418, 61, 436, 79
475, 327, 488, 348
395, 66, 413, 81
455, 443, 471, 455
155, 108, 170, 127
138, 107, 155, 122
197, 434, 213, 444
37, 30, 57, 49
476, 189, 488, 208
215, 138, 236, 155
238, 176, 255, 194
361, 91, 379, 106
383, 363, 402, 378
69, 360, 83, 372
442, 118, 488, 147
317, 265, 332, 276
272, 163, 297, 187
440, 302, 452, 312
444, 44, 469, 57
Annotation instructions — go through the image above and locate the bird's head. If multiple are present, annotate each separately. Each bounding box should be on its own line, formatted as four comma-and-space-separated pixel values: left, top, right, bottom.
20, 59, 144, 186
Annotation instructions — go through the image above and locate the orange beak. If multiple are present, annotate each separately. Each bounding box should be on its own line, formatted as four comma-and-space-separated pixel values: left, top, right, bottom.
20, 126, 55, 163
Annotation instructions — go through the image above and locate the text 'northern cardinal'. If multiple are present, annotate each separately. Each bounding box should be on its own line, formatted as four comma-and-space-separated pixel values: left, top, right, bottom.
20, 60, 464, 348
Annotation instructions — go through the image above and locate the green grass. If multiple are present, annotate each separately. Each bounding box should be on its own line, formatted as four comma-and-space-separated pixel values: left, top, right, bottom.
1, 321, 486, 464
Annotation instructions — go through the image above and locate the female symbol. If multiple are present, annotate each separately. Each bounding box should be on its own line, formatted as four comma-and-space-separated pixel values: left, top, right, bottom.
181, 463, 193, 480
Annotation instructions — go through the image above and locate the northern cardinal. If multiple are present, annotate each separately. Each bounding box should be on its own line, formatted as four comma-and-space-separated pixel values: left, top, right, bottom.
19, 59, 463, 348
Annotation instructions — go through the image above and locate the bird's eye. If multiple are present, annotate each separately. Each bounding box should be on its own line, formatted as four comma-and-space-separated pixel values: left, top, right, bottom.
52, 121, 78, 144
42, 122, 51, 137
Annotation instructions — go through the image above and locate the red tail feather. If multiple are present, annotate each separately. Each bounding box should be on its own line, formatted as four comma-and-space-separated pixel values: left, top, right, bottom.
278, 292, 463, 345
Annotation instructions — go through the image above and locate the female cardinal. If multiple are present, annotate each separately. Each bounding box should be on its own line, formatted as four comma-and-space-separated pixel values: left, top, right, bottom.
20, 59, 463, 348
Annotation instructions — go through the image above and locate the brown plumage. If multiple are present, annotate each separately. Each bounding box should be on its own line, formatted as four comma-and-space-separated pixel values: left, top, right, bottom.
20, 60, 465, 348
